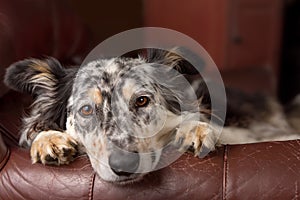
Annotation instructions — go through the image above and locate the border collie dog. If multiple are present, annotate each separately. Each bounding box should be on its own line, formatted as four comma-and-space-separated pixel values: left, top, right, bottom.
4, 48, 299, 183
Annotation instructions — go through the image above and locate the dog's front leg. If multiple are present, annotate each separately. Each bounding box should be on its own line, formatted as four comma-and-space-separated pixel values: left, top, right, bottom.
30, 130, 78, 165
173, 121, 218, 158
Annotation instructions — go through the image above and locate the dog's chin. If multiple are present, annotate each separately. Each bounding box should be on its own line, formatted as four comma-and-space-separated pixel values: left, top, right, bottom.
111, 174, 145, 185
103, 174, 145, 185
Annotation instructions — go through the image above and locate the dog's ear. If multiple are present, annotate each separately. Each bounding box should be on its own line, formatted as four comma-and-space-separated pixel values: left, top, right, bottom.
4, 58, 68, 96
146, 47, 205, 75
5, 58, 78, 144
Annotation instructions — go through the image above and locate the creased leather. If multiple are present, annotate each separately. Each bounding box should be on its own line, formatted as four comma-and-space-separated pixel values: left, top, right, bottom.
1, 141, 300, 200
0, 133, 9, 171
224, 140, 300, 200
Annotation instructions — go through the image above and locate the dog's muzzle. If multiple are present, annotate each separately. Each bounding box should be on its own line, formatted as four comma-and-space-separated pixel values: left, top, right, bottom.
108, 148, 140, 176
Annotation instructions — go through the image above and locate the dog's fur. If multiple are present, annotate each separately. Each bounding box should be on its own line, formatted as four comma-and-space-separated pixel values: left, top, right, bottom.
4, 48, 300, 183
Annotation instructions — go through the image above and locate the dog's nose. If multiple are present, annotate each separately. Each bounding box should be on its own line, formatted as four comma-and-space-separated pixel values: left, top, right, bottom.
109, 150, 139, 176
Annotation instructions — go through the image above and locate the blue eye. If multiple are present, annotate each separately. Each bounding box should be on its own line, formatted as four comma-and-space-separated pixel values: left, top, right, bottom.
79, 105, 93, 117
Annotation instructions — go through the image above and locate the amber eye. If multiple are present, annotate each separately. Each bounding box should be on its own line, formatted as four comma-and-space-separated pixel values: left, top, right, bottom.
79, 105, 93, 117
135, 96, 150, 108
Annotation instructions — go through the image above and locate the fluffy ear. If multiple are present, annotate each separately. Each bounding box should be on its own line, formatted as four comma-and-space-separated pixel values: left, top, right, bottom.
4, 58, 78, 147
146, 47, 205, 75
4, 58, 67, 96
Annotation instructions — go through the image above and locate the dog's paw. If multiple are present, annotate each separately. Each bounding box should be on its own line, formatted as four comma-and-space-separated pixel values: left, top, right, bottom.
174, 121, 217, 158
30, 130, 78, 165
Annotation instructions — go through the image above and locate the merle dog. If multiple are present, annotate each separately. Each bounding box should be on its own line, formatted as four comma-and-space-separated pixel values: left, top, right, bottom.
4, 48, 299, 183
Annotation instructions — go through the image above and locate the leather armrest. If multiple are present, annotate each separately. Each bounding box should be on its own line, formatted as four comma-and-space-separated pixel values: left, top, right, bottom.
0, 133, 9, 171
1, 140, 299, 199
0, 0, 91, 97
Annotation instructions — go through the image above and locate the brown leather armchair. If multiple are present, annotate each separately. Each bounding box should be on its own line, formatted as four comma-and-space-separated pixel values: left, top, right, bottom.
0, 0, 300, 199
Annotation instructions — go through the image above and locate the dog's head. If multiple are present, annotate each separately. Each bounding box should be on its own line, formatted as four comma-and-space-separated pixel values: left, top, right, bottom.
67, 49, 205, 183
5, 48, 207, 183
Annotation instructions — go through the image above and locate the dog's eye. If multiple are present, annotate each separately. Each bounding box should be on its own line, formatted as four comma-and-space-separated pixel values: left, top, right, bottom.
79, 105, 93, 117
135, 96, 150, 108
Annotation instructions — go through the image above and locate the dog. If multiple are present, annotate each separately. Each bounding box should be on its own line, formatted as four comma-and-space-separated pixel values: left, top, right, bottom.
4, 48, 300, 184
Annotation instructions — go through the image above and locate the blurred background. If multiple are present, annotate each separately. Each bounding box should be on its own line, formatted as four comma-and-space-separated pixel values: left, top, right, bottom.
68, 0, 300, 104
0, 0, 299, 104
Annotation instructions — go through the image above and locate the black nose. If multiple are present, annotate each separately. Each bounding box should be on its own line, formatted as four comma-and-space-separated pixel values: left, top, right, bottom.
109, 150, 139, 176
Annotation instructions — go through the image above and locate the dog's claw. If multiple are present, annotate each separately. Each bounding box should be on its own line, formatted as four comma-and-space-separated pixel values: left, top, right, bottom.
174, 136, 185, 149
30, 130, 78, 165
198, 144, 211, 158
174, 121, 217, 158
